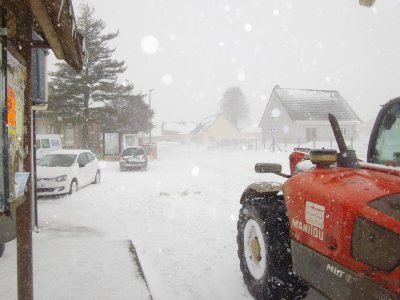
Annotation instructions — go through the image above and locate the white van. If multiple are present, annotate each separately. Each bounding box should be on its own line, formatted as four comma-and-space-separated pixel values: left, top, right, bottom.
36, 134, 62, 161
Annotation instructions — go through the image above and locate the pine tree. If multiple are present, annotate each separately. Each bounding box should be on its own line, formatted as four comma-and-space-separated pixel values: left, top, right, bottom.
220, 86, 249, 128
47, 4, 150, 147
106, 92, 154, 134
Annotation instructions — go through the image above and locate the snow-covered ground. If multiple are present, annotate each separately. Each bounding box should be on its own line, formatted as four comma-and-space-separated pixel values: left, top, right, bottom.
0, 141, 365, 299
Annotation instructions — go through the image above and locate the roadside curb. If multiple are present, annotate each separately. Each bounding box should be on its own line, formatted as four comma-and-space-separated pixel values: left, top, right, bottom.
128, 240, 153, 300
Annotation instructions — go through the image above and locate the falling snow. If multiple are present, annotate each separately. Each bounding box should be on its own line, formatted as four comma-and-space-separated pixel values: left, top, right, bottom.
0, 143, 332, 299
244, 24, 252, 32
237, 71, 246, 82
141, 35, 159, 55
162, 74, 173, 86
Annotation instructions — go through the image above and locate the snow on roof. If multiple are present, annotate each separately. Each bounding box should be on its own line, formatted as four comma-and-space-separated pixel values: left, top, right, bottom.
192, 115, 219, 134
162, 122, 198, 135
274, 88, 362, 122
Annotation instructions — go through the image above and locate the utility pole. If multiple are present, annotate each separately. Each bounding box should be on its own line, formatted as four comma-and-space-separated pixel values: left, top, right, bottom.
148, 88, 154, 143
16, 7, 33, 300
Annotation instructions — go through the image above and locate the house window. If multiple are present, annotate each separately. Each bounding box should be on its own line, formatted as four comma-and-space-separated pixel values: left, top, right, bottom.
89, 124, 95, 142
306, 128, 317, 141
66, 123, 74, 144
341, 127, 347, 136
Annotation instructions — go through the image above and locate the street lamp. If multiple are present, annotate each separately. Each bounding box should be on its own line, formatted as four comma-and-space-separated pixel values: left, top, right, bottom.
148, 89, 154, 143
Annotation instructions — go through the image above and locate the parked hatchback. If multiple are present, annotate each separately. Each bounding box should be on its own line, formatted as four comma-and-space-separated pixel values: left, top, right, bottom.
119, 146, 148, 171
37, 149, 101, 196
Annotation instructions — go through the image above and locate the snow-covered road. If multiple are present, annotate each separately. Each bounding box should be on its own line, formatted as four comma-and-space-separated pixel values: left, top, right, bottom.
0, 143, 326, 299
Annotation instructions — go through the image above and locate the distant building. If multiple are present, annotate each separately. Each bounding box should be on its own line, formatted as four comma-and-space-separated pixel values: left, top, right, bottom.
157, 122, 198, 144
192, 114, 240, 144
259, 87, 362, 145
35, 112, 103, 156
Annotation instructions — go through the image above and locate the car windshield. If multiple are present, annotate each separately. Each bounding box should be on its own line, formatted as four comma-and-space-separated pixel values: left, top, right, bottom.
122, 148, 144, 156
37, 154, 77, 167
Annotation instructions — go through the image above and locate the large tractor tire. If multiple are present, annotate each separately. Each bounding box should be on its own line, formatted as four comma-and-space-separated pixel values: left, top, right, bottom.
237, 195, 308, 300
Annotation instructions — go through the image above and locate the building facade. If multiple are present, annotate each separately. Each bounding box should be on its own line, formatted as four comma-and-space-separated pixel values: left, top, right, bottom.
35, 114, 103, 155
259, 87, 362, 146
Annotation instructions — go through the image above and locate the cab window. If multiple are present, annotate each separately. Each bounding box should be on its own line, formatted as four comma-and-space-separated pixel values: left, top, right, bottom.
371, 104, 400, 166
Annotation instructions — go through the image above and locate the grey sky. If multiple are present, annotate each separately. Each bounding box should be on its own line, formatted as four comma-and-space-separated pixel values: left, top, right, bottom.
50, 0, 400, 126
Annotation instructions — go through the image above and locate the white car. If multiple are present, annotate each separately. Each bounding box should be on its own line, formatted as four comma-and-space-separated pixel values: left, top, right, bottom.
36, 149, 100, 196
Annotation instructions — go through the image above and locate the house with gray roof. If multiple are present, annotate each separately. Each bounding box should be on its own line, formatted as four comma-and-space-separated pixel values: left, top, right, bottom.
259, 86, 362, 145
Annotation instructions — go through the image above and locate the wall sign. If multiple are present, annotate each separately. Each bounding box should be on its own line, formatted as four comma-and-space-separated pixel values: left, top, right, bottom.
305, 201, 325, 229
6, 52, 26, 203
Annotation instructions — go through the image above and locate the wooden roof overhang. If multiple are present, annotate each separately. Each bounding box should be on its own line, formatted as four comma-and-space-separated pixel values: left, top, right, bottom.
2, 0, 85, 71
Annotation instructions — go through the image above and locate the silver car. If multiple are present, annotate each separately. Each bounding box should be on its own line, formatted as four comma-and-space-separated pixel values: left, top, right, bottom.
119, 146, 148, 171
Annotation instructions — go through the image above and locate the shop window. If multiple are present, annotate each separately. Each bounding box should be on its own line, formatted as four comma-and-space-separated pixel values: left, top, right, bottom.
66, 123, 74, 144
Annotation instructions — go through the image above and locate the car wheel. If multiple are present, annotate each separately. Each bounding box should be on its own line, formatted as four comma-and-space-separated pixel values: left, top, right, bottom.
0, 243, 5, 258
68, 180, 78, 195
237, 195, 308, 300
93, 170, 101, 184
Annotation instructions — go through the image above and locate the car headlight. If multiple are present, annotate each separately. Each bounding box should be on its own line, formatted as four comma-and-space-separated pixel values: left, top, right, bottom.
351, 217, 400, 271
54, 175, 67, 182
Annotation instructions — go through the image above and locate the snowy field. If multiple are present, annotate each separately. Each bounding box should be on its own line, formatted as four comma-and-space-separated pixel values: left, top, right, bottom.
0, 141, 371, 300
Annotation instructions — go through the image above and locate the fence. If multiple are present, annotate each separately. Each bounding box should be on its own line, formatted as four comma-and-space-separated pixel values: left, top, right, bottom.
263, 136, 370, 159
207, 137, 369, 159
283, 137, 355, 151
208, 138, 259, 150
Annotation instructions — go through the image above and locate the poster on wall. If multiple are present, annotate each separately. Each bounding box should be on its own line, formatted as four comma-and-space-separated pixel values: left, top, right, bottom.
7, 51, 26, 201
14, 172, 30, 198
7, 87, 16, 133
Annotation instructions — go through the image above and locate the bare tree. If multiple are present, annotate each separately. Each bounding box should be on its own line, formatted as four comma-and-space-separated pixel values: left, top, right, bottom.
220, 86, 249, 128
